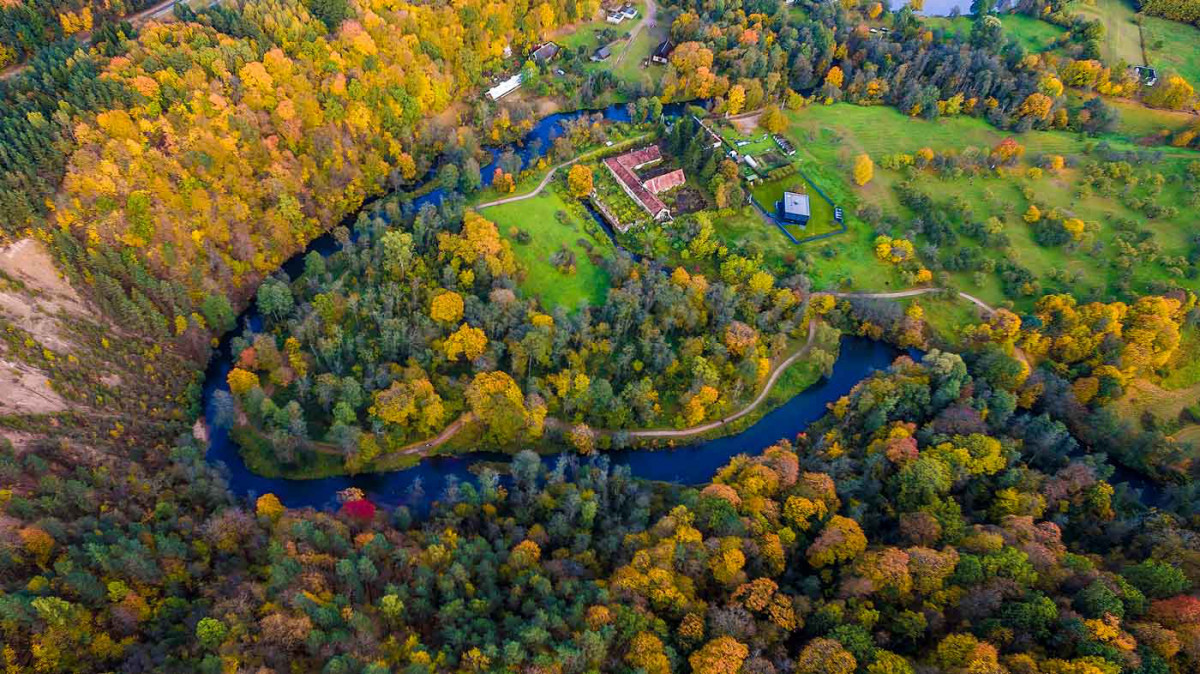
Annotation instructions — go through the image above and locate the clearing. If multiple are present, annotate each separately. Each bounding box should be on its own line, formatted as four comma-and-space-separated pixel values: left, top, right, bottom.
483, 185, 614, 310
1070, 0, 1145, 67
1142, 14, 1200, 87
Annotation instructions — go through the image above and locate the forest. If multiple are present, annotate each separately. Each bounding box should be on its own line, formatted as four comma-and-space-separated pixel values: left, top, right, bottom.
0, 0, 1198, 671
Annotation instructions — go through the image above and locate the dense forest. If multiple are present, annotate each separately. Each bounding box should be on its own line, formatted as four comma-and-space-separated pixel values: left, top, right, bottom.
4, 349, 1200, 672
0, 0, 1199, 671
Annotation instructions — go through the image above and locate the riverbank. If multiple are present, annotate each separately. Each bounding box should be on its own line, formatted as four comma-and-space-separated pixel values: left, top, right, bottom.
224, 318, 837, 480
206, 334, 908, 509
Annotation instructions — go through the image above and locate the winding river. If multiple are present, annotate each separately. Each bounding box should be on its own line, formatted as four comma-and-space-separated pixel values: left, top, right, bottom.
203, 100, 1162, 514
199, 100, 915, 509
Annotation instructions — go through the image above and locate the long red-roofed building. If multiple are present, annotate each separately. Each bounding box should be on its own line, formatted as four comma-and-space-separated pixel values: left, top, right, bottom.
602, 145, 683, 222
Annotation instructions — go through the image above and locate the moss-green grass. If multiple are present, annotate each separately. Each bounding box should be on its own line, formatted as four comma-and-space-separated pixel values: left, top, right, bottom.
778, 102, 1200, 306
232, 425, 347, 480
610, 18, 667, 87
1070, 0, 1144, 67
1162, 327, 1200, 390
899, 294, 992, 348
1098, 96, 1196, 140
485, 186, 613, 311
925, 13, 1067, 53
750, 176, 840, 239
1142, 14, 1200, 87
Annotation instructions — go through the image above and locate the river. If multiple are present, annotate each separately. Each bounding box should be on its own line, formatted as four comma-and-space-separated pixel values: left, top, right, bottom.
199, 99, 1164, 514
199, 99, 915, 509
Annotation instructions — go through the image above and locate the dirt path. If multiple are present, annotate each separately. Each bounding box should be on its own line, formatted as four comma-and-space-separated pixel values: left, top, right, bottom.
623, 317, 819, 439
613, 0, 656, 67
829, 287, 999, 315
475, 160, 576, 209
300, 413, 473, 458
474, 132, 652, 210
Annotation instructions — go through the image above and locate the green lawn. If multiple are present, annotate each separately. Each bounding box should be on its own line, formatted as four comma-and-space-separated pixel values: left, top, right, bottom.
1142, 14, 1200, 87
717, 122, 774, 156
482, 185, 613, 310
1070, 0, 1145, 67
1097, 96, 1196, 140
610, 18, 667, 87
750, 175, 841, 239
925, 13, 1067, 53
776, 102, 1200, 306
1162, 327, 1200, 390
899, 294, 990, 348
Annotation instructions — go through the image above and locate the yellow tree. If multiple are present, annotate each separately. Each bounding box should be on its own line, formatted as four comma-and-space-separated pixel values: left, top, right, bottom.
825, 66, 845, 89
853, 154, 875, 186
444, 324, 488, 362
758, 105, 788, 134
797, 638, 857, 674
1144, 75, 1195, 111
255, 494, 286, 521
690, 636, 749, 674
227, 368, 260, 396
567, 164, 594, 198
626, 632, 670, 674
727, 85, 746, 116
430, 290, 464, 323
466, 371, 530, 444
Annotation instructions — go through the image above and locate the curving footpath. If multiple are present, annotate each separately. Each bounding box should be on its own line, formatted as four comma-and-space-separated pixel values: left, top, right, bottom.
828, 287, 999, 315
474, 132, 653, 211
475, 161, 577, 210
625, 318, 818, 439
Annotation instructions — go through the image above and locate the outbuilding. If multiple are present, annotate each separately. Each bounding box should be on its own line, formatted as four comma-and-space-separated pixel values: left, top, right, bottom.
777, 191, 810, 225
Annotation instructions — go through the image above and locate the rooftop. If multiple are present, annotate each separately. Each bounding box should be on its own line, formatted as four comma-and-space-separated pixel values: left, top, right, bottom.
782, 191, 810, 217
604, 145, 672, 219
532, 42, 560, 63
487, 74, 522, 100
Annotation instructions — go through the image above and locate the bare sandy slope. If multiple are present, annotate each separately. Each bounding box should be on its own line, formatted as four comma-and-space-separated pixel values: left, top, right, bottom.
0, 238, 91, 416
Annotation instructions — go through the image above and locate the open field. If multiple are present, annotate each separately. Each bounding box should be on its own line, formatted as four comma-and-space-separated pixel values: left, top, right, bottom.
1162, 327, 1200, 390
777, 103, 1200, 307
485, 185, 613, 310
555, 0, 645, 51
611, 17, 667, 87
899, 293, 990, 347
1142, 14, 1200, 87
1098, 97, 1196, 140
1071, 0, 1144, 67
925, 13, 1067, 53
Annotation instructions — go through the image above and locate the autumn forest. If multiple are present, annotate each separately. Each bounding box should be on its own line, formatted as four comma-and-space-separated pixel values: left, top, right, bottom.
1, 0, 1200, 672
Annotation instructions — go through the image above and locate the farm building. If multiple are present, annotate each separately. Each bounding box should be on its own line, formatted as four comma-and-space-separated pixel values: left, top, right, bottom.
487, 74, 522, 100
773, 135, 796, 156
603, 145, 682, 222
652, 40, 673, 64
643, 169, 685, 194
777, 191, 810, 225
532, 42, 560, 64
